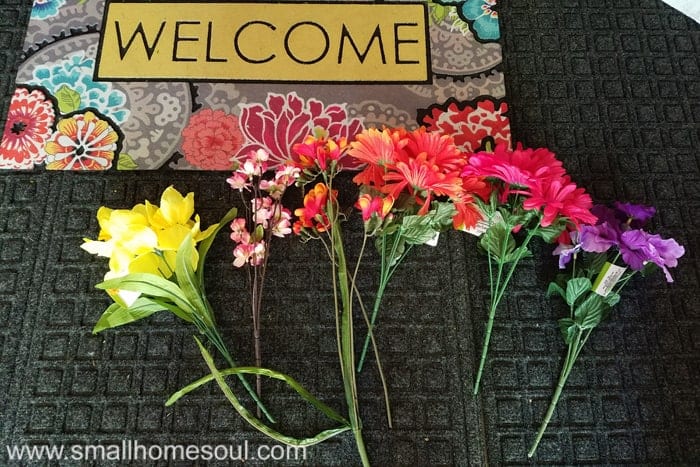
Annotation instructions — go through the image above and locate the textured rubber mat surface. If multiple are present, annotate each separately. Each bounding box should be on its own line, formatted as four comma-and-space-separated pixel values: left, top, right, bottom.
1, 1, 699, 465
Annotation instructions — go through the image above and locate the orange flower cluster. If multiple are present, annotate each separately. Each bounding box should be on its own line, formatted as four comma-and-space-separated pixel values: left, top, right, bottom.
348, 127, 487, 229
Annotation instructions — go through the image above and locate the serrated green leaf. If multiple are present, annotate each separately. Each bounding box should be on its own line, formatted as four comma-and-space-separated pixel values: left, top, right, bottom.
117, 153, 139, 170
566, 277, 593, 307
537, 224, 566, 243
401, 214, 438, 245
603, 291, 621, 307
547, 281, 566, 300
196, 207, 238, 285
479, 221, 516, 261
428, 201, 457, 230
575, 293, 606, 329
55, 85, 81, 114
93, 298, 166, 334
96, 273, 195, 315
558, 318, 577, 344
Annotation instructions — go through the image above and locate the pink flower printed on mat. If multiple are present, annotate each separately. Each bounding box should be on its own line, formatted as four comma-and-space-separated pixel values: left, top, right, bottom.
44, 111, 119, 170
238, 92, 365, 168
181, 108, 244, 170
420, 98, 511, 153
0, 87, 55, 169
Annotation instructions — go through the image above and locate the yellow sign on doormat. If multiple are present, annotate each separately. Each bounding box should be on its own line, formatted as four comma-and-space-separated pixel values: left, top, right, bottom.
1, 0, 510, 171
97, 2, 430, 82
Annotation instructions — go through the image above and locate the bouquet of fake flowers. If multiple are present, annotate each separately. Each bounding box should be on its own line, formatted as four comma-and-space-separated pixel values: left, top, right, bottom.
347, 127, 486, 372
82, 186, 352, 448
463, 143, 597, 393
226, 148, 298, 407
528, 201, 685, 456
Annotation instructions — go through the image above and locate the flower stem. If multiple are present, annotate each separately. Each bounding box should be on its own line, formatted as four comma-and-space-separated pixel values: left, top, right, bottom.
474, 223, 540, 395
331, 222, 370, 466
528, 327, 582, 457
195, 316, 276, 423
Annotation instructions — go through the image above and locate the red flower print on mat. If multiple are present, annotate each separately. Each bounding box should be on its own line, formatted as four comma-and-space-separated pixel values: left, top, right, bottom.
419, 98, 511, 153
0, 87, 55, 169
44, 111, 119, 170
238, 92, 364, 168
181, 108, 244, 170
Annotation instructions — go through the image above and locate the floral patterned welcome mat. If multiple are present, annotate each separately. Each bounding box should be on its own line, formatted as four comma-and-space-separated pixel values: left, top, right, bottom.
0, 0, 509, 170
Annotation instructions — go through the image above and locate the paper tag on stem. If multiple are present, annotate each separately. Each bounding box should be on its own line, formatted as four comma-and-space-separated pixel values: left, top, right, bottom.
462, 210, 504, 237
425, 232, 439, 246
592, 262, 627, 296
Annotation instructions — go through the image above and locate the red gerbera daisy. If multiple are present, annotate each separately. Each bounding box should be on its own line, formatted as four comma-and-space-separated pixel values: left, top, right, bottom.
523, 176, 597, 227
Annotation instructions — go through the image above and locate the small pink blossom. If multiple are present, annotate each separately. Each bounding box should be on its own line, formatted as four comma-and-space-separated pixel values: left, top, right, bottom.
271, 208, 292, 237
227, 172, 250, 191
230, 218, 249, 243
233, 242, 254, 267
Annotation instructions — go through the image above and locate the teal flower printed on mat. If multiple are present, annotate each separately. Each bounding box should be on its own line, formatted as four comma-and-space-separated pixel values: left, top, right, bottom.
29, 51, 129, 124
31, 0, 67, 20
433, 0, 500, 42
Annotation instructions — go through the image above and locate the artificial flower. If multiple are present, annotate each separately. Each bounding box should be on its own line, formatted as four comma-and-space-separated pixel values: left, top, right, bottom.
293, 183, 335, 233
530, 201, 684, 457
523, 176, 597, 227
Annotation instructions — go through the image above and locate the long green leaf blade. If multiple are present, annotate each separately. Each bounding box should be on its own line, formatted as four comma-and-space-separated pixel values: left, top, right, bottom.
196, 207, 238, 285
96, 273, 195, 315
166, 367, 348, 425
175, 234, 207, 317
194, 337, 350, 447
93, 298, 168, 333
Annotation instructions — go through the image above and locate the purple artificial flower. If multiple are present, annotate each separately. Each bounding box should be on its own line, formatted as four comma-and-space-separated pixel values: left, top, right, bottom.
619, 230, 685, 282
591, 204, 621, 228
580, 222, 619, 253
553, 230, 581, 269
619, 229, 649, 270
614, 202, 656, 228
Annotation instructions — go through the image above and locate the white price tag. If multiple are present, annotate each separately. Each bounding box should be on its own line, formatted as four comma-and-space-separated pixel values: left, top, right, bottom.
592, 262, 627, 296
462, 210, 504, 237
425, 232, 440, 247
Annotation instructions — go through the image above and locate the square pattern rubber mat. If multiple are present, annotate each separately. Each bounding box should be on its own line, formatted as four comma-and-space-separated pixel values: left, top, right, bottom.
1, 1, 699, 465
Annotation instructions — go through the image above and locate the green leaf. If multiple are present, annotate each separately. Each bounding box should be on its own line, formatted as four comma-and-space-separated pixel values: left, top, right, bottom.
547, 281, 566, 300
150, 298, 193, 322
175, 234, 208, 319
536, 224, 566, 243
196, 207, 238, 285
55, 85, 81, 114
558, 318, 578, 344
116, 153, 139, 170
167, 365, 348, 425
93, 298, 166, 334
193, 337, 350, 446
401, 214, 438, 245
602, 291, 621, 307
376, 230, 405, 267
566, 277, 592, 307
583, 252, 608, 276
96, 273, 195, 315
574, 293, 606, 329
479, 221, 516, 262
428, 201, 457, 230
